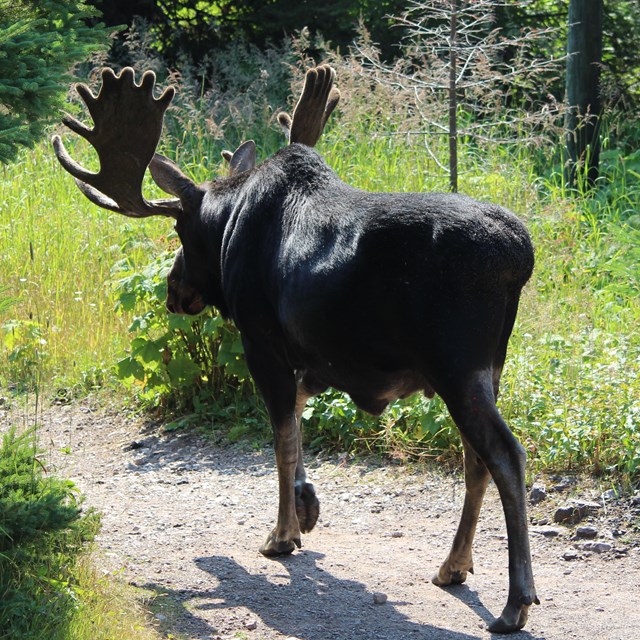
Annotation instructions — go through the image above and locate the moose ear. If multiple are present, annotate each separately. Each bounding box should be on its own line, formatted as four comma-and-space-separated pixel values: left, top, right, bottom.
149, 153, 197, 197
227, 140, 256, 176
277, 112, 293, 140
149, 154, 203, 214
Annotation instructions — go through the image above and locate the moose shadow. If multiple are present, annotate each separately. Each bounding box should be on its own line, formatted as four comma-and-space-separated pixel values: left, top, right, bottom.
141, 551, 542, 640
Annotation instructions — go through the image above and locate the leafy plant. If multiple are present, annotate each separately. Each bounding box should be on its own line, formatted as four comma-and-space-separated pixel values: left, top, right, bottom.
112, 250, 253, 412
1, 318, 48, 391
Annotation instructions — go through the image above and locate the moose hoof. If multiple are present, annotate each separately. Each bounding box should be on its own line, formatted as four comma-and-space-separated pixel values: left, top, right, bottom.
259, 530, 301, 557
296, 482, 319, 533
488, 605, 529, 634
488, 594, 539, 634
431, 562, 472, 586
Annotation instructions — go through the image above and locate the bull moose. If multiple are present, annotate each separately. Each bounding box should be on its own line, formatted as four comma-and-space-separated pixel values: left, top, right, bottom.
52, 65, 538, 633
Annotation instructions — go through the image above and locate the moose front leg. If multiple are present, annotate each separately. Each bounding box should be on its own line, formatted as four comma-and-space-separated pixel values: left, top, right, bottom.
261, 381, 320, 554
242, 339, 304, 556
261, 407, 302, 556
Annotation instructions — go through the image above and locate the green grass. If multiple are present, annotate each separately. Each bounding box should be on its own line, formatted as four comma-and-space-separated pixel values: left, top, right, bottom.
62, 558, 161, 640
0, 141, 170, 393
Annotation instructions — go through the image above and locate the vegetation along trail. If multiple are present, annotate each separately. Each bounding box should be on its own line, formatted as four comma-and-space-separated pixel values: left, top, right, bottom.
24, 399, 640, 640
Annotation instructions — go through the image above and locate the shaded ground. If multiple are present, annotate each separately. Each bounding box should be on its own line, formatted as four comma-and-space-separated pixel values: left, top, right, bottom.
3, 398, 639, 639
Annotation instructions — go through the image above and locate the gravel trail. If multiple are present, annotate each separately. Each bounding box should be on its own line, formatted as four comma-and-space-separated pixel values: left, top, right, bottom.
6, 399, 639, 640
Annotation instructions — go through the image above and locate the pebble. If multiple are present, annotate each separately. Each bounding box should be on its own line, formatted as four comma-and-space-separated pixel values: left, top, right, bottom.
580, 541, 612, 554
573, 499, 602, 511
244, 619, 258, 630
373, 592, 388, 604
550, 477, 574, 492
530, 525, 562, 538
575, 525, 598, 539
554, 506, 578, 524
529, 483, 547, 504
562, 548, 579, 561
554, 500, 601, 524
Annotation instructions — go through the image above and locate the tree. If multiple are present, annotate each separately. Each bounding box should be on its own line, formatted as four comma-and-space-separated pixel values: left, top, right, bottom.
565, 0, 603, 188
0, 0, 112, 164
355, 0, 565, 192
88, 1, 409, 66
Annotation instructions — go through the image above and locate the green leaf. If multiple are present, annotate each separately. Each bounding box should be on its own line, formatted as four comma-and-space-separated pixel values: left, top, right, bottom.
168, 313, 195, 331
116, 356, 145, 381
153, 280, 168, 302
202, 315, 224, 335
131, 338, 163, 364
230, 335, 245, 354
167, 356, 201, 384
116, 291, 137, 312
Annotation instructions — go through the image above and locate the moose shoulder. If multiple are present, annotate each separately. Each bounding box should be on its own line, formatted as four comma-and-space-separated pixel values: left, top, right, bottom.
53, 67, 538, 633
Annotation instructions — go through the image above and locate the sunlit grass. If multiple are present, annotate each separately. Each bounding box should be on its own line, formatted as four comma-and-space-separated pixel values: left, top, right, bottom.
62, 557, 162, 640
0, 142, 171, 392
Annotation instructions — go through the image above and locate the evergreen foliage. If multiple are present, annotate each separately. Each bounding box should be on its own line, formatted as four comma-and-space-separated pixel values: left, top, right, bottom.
0, 0, 112, 164
0, 427, 99, 638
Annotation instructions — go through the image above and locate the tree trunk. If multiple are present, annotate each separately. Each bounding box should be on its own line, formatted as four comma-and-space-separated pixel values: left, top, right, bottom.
448, 0, 458, 193
565, 0, 603, 189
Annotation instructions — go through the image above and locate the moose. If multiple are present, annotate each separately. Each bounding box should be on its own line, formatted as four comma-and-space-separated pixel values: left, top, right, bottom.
53, 66, 537, 633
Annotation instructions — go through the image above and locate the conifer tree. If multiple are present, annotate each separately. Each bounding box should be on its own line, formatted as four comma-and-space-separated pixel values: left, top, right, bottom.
0, 0, 112, 164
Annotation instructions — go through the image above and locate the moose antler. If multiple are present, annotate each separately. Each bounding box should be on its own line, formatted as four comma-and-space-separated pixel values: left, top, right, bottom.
219, 65, 340, 173
278, 64, 340, 146
52, 67, 182, 218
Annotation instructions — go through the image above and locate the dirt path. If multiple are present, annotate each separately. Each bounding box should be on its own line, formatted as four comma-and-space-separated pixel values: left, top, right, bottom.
5, 399, 640, 640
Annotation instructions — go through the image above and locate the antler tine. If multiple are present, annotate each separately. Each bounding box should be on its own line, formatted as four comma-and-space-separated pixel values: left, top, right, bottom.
52, 67, 182, 218
278, 64, 340, 147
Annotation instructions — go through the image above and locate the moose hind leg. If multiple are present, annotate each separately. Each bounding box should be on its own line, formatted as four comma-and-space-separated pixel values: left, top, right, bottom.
432, 436, 491, 586
294, 385, 319, 534
444, 371, 538, 633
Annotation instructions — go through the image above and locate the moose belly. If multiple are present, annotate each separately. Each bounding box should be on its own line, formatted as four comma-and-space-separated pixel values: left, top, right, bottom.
302, 368, 435, 417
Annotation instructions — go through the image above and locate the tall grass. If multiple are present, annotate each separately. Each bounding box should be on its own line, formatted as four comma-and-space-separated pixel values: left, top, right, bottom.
0, 142, 171, 394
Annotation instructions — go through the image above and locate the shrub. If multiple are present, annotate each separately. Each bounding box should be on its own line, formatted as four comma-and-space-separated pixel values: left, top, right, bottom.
0, 427, 99, 639
111, 251, 254, 411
